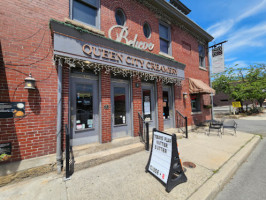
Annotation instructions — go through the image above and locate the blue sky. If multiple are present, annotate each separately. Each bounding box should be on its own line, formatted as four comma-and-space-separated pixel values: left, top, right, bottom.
182, 0, 266, 68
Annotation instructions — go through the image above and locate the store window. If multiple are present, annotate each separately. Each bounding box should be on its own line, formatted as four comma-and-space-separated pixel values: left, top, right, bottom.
72, 0, 100, 28
76, 84, 93, 130
143, 22, 151, 38
159, 23, 171, 55
191, 94, 201, 112
198, 44, 205, 68
163, 91, 170, 119
143, 90, 152, 120
115, 8, 126, 26
114, 87, 126, 125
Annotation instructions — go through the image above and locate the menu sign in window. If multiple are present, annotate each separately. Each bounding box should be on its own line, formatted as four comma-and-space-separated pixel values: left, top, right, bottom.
0, 102, 25, 118
0, 142, 12, 162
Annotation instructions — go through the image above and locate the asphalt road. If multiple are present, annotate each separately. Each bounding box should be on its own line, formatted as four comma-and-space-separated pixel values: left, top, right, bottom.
214, 106, 266, 136
234, 117, 266, 136
215, 137, 266, 200
215, 110, 266, 200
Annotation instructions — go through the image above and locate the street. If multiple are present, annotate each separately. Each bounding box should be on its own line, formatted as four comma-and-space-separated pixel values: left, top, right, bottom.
215, 137, 266, 200
215, 110, 266, 199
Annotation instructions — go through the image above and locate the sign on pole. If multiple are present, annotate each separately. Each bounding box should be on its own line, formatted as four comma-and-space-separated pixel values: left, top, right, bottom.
232, 101, 241, 108
146, 129, 187, 192
212, 45, 225, 74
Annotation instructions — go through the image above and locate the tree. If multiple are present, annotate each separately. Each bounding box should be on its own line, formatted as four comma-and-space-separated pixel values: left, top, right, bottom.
212, 64, 266, 108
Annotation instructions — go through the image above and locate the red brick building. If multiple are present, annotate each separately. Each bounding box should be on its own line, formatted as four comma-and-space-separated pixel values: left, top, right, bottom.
0, 0, 213, 168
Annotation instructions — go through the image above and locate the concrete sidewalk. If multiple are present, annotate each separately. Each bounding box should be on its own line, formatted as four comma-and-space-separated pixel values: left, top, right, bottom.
0, 130, 260, 200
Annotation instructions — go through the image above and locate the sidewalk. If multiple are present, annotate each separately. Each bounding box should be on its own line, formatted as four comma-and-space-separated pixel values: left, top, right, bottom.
0, 128, 261, 200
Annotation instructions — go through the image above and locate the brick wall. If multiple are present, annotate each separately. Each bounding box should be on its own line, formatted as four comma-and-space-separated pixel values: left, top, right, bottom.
0, 0, 68, 161
132, 77, 142, 137
0, 0, 211, 162
156, 81, 164, 131
101, 70, 112, 143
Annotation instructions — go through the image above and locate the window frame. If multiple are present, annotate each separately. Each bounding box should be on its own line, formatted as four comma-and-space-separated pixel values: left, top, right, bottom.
191, 94, 201, 112
198, 44, 206, 68
70, 0, 101, 29
143, 22, 151, 39
159, 21, 172, 55
115, 8, 126, 26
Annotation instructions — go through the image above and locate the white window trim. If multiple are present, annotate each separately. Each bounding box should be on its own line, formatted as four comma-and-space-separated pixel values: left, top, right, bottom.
198, 44, 206, 68
159, 21, 172, 56
70, 0, 101, 30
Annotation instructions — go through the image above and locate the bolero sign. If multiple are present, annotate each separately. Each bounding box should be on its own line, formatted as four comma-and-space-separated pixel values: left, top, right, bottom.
108, 25, 154, 51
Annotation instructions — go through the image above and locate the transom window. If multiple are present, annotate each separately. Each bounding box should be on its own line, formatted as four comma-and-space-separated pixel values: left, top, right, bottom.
159, 23, 171, 55
115, 9, 126, 26
198, 44, 205, 68
72, 0, 100, 28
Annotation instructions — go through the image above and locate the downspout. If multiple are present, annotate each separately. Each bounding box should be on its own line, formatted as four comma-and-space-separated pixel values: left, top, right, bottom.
56, 59, 63, 174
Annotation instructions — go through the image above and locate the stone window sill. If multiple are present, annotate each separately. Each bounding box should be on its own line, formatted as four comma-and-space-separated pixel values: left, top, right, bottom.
159, 52, 174, 60
64, 18, 105, 36
199, 66, 208, 71
191, 111, 202, 115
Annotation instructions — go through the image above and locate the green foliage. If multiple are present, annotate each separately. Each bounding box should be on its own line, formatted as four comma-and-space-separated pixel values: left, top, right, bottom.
212, 64, 266, 107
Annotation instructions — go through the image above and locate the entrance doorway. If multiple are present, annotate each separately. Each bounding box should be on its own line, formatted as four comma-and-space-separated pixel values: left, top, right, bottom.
70, 75, 99, 146
142, 83, 157, 131
163, 85, 174, 130
111, 79, 131, 139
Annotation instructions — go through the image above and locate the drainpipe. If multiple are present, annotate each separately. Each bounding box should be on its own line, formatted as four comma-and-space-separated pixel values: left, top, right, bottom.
56, 59, 63, 174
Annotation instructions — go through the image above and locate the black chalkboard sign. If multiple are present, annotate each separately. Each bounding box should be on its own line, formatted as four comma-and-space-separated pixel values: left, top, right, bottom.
0, 102, 25, 118
146, 129, 187, 192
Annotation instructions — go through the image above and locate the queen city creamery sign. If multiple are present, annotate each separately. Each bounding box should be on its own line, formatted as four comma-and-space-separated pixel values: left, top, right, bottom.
52, 32, 184, 80
108, 25, 154, 51
82, 43, 179, 77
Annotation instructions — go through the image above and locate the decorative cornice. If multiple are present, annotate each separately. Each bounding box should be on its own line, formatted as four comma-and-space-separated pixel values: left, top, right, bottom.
134, 0, 211, 45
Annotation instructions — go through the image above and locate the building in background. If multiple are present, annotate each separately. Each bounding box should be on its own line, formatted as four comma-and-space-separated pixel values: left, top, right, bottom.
0, 0, 213, 167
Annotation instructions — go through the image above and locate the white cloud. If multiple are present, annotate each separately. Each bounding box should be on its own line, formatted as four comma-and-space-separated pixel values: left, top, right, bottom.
237, 0, 266, 21
225, 57, 237, 62
207, 20, 234, 39
225, 22, 266, 53
207, 0, 266, 39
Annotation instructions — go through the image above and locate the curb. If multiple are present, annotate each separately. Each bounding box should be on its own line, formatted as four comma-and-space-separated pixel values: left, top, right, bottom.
188, 135, 261, 200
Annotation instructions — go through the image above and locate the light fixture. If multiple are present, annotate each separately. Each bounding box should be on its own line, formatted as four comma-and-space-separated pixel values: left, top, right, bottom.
135, 83, 140, 88
183, 92, 188, 99
24, 73, 36, 90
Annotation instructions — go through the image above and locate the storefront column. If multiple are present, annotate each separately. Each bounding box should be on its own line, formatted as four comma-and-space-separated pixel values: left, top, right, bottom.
132, 77, 142, 137
101, 70, 112, 143
157, 80, 164, 131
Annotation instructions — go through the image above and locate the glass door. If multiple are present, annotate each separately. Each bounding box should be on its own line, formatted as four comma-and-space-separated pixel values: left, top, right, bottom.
142, 83, 156, 131
111, 80, 131, 139
163, 85, 174, 130
70, 76, 99, 146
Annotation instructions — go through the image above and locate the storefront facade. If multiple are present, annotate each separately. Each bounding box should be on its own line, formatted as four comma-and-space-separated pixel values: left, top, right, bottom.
0, 0, 213, 164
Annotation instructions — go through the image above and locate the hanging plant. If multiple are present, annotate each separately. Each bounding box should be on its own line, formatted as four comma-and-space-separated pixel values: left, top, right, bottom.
203, 104, 212, 109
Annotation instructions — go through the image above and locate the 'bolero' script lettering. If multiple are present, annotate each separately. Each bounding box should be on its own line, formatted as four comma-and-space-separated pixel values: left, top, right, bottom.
108, 25, 154, 51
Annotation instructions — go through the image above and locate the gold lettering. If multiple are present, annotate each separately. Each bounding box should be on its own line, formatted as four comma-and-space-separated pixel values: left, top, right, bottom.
126, 56, 132, 65
139, 59, 144, 68
109, 51, 117, 61
117, 53, 123, 63
146, 62, 152, 69
82, 44, 92, 55
102, 49, 109, 59
93, 47, 102, 57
